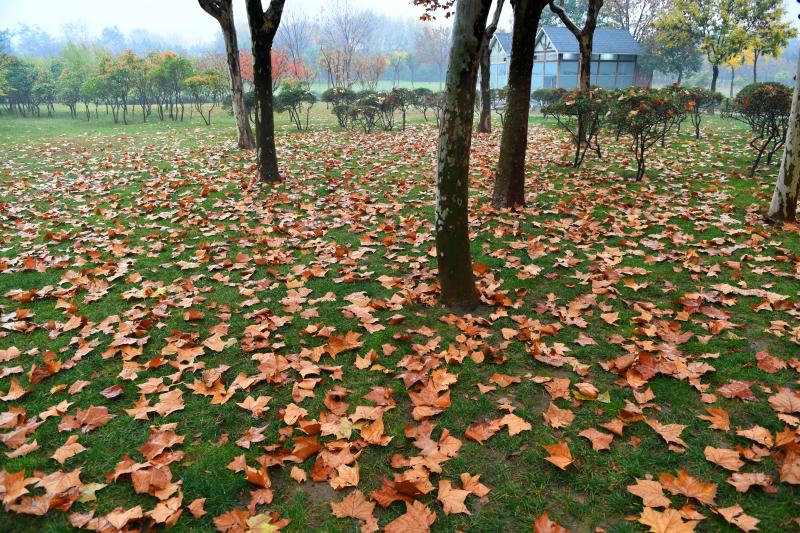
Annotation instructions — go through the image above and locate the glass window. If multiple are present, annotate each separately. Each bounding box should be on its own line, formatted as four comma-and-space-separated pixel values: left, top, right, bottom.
533, 61, 544, 75
560, 61, 579, 75
544, 75, 557, 88
598, 61, 617, 75
618, 62, 634, 75
531, 75, 544, 89
561, 53, 579, 60
598, 75, 616, 89
616, 75, 634, 88
618, 55, 636, 62
591, 61, 599, 73
600, 53, 617, 61
559, 75, 578, 89
544, 61, 557, 75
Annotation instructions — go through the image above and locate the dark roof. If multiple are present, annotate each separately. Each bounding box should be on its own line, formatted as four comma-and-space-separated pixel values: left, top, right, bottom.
541, 26, 641, 55
493, 26, 641, 56
494, 32, 512, 54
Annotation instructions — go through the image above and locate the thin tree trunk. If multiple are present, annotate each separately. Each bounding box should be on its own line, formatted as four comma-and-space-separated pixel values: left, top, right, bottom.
768, 53, 800, 222
492, 0, 547, 209
753, 51, 759, 83
435, 0, 492, 310
477, 0, 505, 134
246, 0, 285, 183
730, 67, 734, 98
677, 69, 683, 85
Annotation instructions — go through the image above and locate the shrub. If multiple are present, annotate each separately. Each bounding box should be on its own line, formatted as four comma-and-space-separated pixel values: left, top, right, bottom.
532, 88, 567, 115
681, 87, 722, 139
412, 88, 434, 122
725, 82, 792, 176
321, 87, 357, 129
542, 89, 608, 167
607, 87, 682, 181
274, 81, 316, 131
352, 91, 381, 133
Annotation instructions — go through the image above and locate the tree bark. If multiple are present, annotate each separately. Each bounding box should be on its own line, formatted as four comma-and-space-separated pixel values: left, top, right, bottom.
768, 52, 800, 222
729, 66, 735, 98
199, 0, 256, 150
435, 0, 492, 310
492, 0, 548, 209
246, 0, 285, 183
477, 0, 505, 134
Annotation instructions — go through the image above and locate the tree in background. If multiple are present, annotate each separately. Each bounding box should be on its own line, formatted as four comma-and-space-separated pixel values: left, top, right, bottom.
742, 0, 797, 83
356, 54, 389, 91
388, 51, 409, 87
198, 0, 256, 149
665, 0, 748, 94
245, 0, 286, 183
645, 12, 702, 84
477, 0, 506, 134
415, 25, 451, 89
605, 0, 666, 42
434, 0, 492, 310
276, 11, 311, 68
492, 0, 550, 208
768, 52, 800, 222
317, 0, 374, 89
184, 70, 226, 125
548, 0, 605, 92
540, 0, 588, 26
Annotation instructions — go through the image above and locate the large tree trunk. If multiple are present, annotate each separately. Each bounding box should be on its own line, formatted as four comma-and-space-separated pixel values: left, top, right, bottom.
477, 0, 505, 134
199, 0, 256, 150
245, 0, 285, 183
435, 0, 492, 310
492, 0, 547, 209
768, 53, 800, 222
578, 37, 592, 91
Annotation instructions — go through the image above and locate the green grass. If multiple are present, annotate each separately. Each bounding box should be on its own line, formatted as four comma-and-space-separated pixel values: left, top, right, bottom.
0, 104, 798, 533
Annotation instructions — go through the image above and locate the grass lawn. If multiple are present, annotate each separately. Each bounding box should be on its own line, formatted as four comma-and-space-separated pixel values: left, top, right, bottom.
0, 103, 798, 533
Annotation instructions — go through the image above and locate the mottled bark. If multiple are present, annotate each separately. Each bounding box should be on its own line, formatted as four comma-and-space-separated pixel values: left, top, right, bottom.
768, 53, 800, 222
435, 0, 492, 310
492, 0, 548, 209
245, 0, 285, 183
199, 0, 256, 150
477, 0, 505, 134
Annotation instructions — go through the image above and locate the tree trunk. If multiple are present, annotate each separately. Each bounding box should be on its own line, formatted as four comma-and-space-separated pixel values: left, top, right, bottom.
549, 0, 602, 92
246, 0, 285, 183
477, 42, 493, 133
710, 65, 719, 93
768, 53, 800, 222
200, 0, 257, 150
492, 0, 547, 209
753, 51, 759, 84
729, 67, 734, 98
435, 0, 492, 310
477, 0, 505, 134
677, 68, 683, 85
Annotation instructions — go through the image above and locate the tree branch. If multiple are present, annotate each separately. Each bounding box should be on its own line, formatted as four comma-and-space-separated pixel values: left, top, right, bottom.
548, 1, 582, 37
486, 0, 506, 36
198, 0, 224, 21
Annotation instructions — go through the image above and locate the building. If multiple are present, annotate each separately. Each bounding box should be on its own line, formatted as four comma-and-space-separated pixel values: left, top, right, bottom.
489, 26, 643, 90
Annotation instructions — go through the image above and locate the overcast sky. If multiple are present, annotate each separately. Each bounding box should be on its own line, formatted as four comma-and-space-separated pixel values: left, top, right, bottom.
1, 0, 798, 47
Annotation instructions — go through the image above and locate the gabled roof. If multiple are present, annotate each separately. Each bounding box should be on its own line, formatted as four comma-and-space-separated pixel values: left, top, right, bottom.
493, 32, 512, 54
493, 26, 642, 56
540, 26, 641, 55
